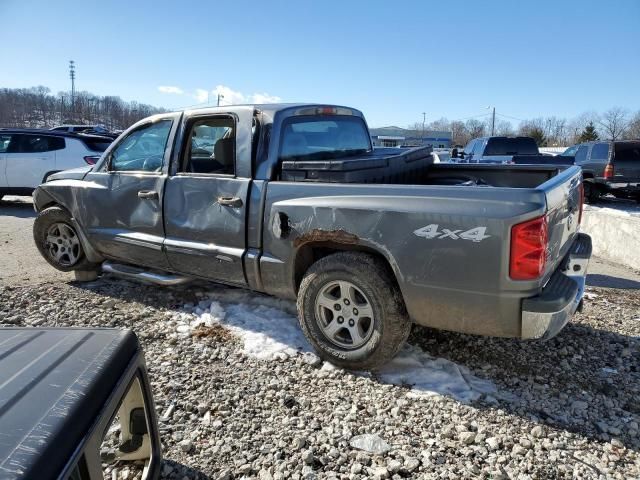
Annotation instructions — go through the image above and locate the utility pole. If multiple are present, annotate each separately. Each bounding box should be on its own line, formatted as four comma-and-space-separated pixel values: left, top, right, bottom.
422, 112, 426, 145
491, 107, 495, 136
69, 60, 76, 119
217, 93, 224, 106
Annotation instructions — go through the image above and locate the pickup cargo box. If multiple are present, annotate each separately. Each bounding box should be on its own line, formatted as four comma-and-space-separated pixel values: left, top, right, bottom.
0, 328, 161, 480
280, 146, 433, 183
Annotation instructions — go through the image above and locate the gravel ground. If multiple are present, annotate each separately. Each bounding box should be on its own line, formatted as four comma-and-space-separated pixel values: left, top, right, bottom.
0, 277, 638, 479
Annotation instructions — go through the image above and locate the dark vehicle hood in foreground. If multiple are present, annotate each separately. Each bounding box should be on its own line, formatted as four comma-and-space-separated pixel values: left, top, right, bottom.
0, 328, 138, 479
47, 166, 93, 182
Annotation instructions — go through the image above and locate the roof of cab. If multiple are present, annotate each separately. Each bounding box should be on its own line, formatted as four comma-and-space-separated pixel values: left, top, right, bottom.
0, 328, 139, 479
181, 103, 365, 118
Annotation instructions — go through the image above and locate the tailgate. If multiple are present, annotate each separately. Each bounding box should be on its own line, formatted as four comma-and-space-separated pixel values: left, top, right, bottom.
612, 142, 640, 182
538, 165, 583, 278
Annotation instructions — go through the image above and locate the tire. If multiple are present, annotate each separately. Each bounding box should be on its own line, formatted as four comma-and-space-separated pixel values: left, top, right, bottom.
583, 182, 600, 204
33, 206, 99, 272
297, 252, 411, 371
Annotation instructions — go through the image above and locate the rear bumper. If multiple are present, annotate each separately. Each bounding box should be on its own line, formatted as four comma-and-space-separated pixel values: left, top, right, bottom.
521, 233, 592, 340
601, 181, 640, 195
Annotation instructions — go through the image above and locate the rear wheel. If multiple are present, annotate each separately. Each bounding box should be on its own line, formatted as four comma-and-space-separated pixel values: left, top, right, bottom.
33, 206, 99, 272
297, 252, 411, 371
583, 181, 600, 203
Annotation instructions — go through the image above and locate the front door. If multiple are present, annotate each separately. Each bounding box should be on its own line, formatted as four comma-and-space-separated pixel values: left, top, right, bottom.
5, 134, 62, 188
163, 108, 254, 285
78, 116, 179, 269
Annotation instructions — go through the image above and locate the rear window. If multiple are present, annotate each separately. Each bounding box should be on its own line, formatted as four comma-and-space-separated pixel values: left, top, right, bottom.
614, 142, 640, 163
484, 137, 538, 156
279, 116, 371, 161
82, 139, 112, 152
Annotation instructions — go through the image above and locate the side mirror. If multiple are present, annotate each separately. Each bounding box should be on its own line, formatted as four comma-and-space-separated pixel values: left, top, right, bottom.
451, 148, 458, 159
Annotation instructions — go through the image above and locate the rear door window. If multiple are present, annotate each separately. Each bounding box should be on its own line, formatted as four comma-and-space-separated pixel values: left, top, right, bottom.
484, 137, 538, 155
182, 116, 235, 175
590, 143, 610, 162
82, 139, 112, 152
613, 142, 640, 163
574, 145, 589, 163
16, 135, 65, 153
0, 134, 12, 153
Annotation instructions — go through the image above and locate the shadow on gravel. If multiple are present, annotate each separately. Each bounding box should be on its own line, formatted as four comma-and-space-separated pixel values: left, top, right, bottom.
587, 273, 640, 289
0, 199, 36, 219
160, 459, 212, 479
410, 321, 640, 453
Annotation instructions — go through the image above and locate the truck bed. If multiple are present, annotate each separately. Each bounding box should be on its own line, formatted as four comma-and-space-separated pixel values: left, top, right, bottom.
282, 148, 568, 189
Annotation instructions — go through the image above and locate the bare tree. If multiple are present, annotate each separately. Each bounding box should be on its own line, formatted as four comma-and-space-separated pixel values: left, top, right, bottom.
623, 111, 640, 140
598, 107, 629, 141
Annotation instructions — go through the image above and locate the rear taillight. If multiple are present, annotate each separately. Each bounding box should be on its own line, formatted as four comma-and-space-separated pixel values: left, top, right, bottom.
603, 163, 614, 179
83, 155, 100, 165
578, 182, 584, 224
510, 215, 548, 280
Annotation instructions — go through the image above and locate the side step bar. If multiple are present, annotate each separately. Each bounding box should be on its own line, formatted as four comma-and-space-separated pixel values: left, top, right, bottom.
102, 261, 192, 286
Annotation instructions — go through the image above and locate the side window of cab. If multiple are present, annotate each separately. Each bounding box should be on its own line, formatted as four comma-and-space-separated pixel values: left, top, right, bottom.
108, 120, 172, 173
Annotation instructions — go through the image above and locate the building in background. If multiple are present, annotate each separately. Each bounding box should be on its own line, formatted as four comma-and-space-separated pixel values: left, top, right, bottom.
370, 126, 452, 148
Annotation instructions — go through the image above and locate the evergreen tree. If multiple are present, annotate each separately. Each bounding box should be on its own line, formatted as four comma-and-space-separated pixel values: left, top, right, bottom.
578, 122, 599, 142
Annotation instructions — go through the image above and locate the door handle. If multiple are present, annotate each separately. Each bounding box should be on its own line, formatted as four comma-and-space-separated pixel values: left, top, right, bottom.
138, 190, 159, 199
217, 196, 243, 208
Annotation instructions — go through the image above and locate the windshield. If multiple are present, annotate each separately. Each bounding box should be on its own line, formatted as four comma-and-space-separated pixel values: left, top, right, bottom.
484, 137, 538, 155
279, 116, 371, 161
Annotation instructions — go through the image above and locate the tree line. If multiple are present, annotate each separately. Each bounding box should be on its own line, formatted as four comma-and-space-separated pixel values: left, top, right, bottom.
410, 107, 640, 147
0, 86, 167, 130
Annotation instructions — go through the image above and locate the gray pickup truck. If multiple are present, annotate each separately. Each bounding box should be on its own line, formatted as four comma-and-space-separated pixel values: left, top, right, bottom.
32, 104, 591, 370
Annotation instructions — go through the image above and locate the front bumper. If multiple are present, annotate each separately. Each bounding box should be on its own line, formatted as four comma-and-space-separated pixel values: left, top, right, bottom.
521, 233, 592, 340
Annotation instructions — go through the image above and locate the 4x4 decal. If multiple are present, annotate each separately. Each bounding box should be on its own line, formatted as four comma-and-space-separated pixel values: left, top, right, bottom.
413, 224, 490, 242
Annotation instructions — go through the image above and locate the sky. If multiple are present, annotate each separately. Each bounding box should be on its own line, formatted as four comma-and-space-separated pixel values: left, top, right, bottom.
1, 0, 638, 127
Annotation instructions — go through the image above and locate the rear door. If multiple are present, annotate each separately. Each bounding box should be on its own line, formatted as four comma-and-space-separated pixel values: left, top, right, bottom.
586, 142, 610, 178
5, 134, 63, 188
78, 116, 178, 269
612, 142, 640, 183
163, 107, 254, 285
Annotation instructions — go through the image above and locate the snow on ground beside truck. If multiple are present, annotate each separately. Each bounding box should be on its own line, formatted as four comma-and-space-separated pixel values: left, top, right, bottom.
581, 201, 640, 270
172, 286, 496, 403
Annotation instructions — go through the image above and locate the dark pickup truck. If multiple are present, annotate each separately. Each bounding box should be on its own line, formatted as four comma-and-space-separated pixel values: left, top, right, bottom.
0, 328, 160, 480
32, 104, 591, 370
560, 140, 640, 202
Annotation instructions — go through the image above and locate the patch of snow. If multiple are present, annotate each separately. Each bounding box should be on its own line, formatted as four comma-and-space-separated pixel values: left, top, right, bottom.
376, 344, 497, 403
180, 286, 497, 403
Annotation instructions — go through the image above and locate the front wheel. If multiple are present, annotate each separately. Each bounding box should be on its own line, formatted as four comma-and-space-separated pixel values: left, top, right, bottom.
33, 206, 98, 272
297, 252, 411, 371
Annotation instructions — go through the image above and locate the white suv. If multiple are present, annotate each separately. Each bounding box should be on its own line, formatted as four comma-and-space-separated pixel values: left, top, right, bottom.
0, 129, 112, 199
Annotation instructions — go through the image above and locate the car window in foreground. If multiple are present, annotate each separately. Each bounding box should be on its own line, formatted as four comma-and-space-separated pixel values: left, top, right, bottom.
279, 116, 371, 161
110, 120, 172, 172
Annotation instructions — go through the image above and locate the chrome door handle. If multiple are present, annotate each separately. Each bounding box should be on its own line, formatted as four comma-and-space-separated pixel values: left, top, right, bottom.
138, 190, 158, 199
217, 196, 243, 207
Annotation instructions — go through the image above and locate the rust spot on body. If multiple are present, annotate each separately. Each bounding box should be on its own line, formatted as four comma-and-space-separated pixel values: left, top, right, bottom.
293, 229, 359, 247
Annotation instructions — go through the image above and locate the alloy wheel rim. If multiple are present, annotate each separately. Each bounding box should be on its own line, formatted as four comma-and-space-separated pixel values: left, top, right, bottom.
45, 222, 80, 267
314, 280, 375, 349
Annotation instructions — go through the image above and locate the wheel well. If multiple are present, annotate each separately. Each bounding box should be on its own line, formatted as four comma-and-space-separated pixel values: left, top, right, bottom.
293, 243, 398, 294
42, 170, 61, 184
582, 172, 594, 180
